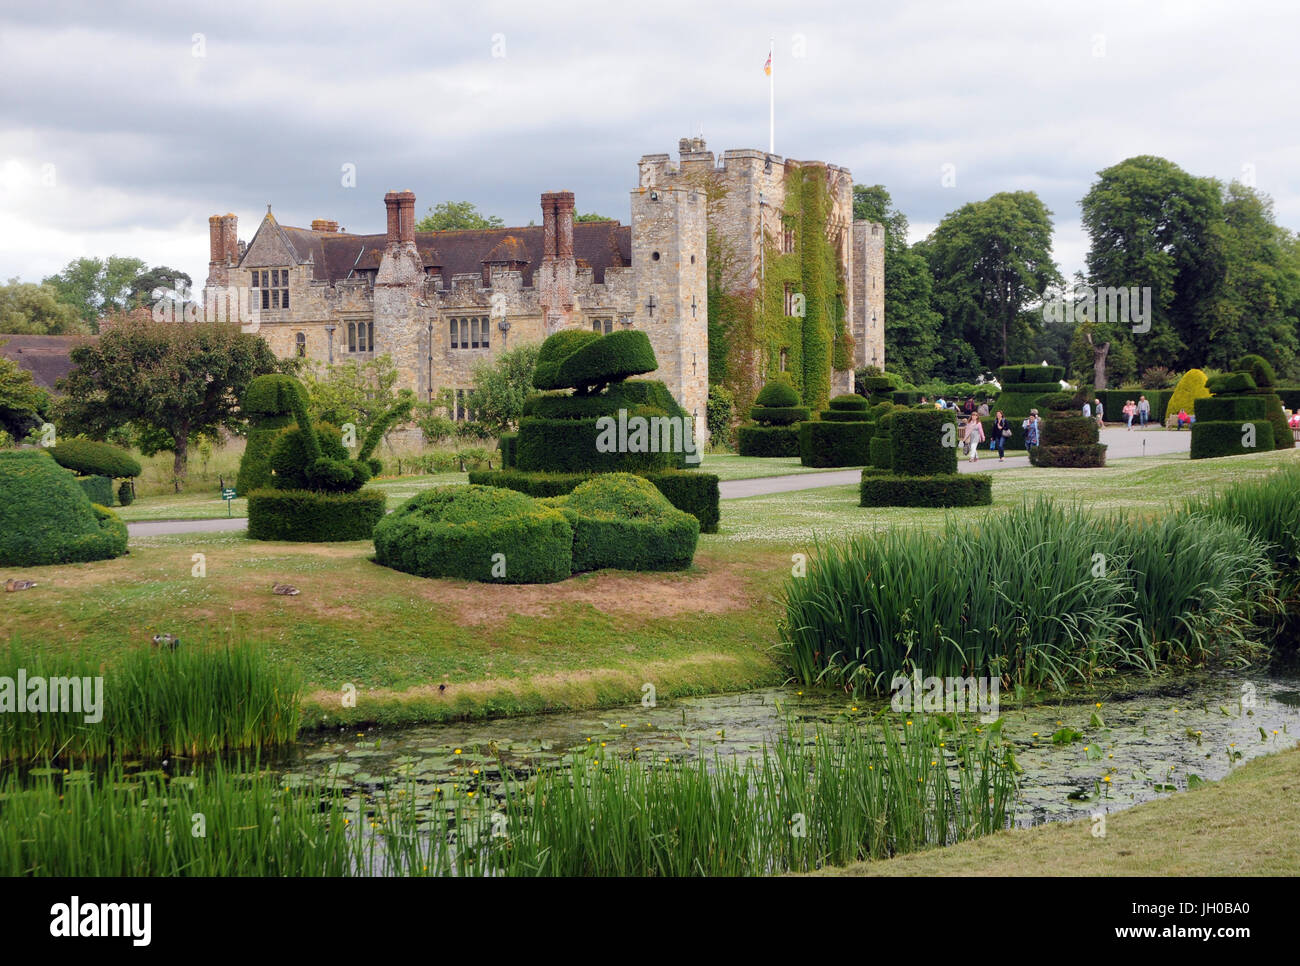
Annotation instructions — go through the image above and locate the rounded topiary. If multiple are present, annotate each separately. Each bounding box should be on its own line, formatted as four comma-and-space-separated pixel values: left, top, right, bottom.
754, 379, 800, 409
748, 405, 810, 426
48, 438, 142, 480
553, 473, 699, 572
538, 329, 658, 394
1166, 369, 1210, 425
532, 330, 604, 391
268, 423, 368, 493
828, 394, 869, 412
1205, 372, 1257, 395
0, 450, 128, 566
373, 485, 573, 583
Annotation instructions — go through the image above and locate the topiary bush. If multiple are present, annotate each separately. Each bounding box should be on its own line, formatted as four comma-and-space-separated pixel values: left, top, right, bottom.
373, 485, 573, 583
237, 374, 306, 493
0, 450, 128, 566
889, 410, 958, 477
860, 474, 991, 508
48, 438, 141, 480
1028, 407, 1106, 468
117, 480, 135, 506
246, 489, 387, 542
241, 374, 386, 541
76, 475, 114, 507
754, 377, 800, 409
798, 419, 871, 467
1189, 421, 1275, 459
468, 468, 719, 533
550, 473, 699, 573
996, 363, 1066, 418
738, 376, 812, 457
1165, 369, 1210, 426
1192, 366, 1281, 459
1235, 354, 1277, 389
737, 424, 800, 457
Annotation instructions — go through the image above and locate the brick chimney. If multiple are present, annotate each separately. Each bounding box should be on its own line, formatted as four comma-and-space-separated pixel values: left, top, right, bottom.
222, 214, 238, 263
311, 219, 340, 232
384, 190, 416, 246
541, 191, 574, 261
206, 213, 238, 288
539, 191, 577, 333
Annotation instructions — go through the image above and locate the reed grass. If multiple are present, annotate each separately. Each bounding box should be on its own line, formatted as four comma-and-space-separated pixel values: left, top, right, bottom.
0, 640, 302, 763
0, 715, 1016, 877
781, 494, 1279, 691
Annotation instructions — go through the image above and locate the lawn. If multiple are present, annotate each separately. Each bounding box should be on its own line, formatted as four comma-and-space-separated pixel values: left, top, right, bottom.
6, 446, 1298, 727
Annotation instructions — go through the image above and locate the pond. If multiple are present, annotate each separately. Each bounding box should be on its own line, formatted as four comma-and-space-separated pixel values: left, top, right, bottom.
280, 670, 1300, 829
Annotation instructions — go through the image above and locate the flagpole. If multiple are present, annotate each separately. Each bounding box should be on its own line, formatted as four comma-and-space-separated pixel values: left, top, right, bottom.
768, 37, 775, 154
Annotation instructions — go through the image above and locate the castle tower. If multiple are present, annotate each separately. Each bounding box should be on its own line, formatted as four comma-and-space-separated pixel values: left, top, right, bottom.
629, 180, 708, 439
374, 190, 426, 395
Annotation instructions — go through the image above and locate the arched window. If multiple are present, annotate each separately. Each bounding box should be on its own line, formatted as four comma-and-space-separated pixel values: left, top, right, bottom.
295, 332, 306, 357
347, 322, 357, 352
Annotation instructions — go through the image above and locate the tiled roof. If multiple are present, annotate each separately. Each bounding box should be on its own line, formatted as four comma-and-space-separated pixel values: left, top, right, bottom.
0, 334, 93, 391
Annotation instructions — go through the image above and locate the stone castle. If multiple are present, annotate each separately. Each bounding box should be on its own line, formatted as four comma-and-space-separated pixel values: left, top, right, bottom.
204, 138, 884, 438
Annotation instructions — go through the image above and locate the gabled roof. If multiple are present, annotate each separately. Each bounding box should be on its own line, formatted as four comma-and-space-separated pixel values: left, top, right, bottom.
243, 219, 631, 286
0, 334, 93, 391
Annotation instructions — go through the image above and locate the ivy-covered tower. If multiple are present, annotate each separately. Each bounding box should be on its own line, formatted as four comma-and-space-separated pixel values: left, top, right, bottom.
637, 138, 884, 412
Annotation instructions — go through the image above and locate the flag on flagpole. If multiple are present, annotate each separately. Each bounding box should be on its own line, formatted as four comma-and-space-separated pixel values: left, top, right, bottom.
763, 52, 771, 76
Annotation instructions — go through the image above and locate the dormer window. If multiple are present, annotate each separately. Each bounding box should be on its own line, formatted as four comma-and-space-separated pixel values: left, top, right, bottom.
251, 267, 290, 310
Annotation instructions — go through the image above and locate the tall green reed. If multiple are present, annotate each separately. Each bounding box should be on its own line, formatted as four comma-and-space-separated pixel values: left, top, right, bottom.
0, 639, 302, 763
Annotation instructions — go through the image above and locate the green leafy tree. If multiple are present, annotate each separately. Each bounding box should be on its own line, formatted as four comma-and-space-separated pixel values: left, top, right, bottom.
414, 201, 504, 232
57, 314, 280, 490
128, 266, 193, 310
466, 342, 542, 437
0, 348, 50, 437
42, 255, 147, 327
925, 192, 1062, 374
574, 212, 614, 222
0, 279, 87, 334
302, 354, 402, 436
853, 184, 943, 383
1081, 155, 1224, 371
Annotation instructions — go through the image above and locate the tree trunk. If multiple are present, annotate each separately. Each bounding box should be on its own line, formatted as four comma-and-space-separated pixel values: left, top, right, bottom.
172, 433, 188, 493
1093, 341, 1110, 390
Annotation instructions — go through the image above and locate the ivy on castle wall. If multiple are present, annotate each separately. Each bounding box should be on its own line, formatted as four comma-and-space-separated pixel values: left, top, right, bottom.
696, 163, 847, 414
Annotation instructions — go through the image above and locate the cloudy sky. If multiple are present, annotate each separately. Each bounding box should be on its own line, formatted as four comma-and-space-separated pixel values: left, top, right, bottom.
1, 0, 1297, 289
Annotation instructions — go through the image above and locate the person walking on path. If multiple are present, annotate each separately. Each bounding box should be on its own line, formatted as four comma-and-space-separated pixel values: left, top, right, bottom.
1022, 409, 1041, 449
1123, 399, 1137, 430
1138, 395, 1150, 428
964, 413, 985, 462
1094, 398, 1104, 427
1082, 400, 1092, 419
993, 410, 1010, 461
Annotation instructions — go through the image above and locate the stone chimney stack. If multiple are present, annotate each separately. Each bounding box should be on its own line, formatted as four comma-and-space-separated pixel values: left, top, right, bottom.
541, 191, 574, 261
208, 215, 224, 267
222, 214, 238, 263
384, 191, 416, 245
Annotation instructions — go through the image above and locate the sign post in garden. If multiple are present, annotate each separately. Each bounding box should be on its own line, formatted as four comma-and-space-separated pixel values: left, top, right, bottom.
222, 487, 236, 517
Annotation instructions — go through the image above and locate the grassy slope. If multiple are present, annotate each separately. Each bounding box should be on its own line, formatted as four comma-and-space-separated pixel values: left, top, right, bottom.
5, 447, 1297, 728
814, 745, 1300, 876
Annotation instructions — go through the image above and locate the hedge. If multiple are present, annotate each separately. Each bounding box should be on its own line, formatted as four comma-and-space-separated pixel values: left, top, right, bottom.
859, 375, 900, 395
499, 432, 518, 469
550, 474, 698, 573
1190, 420, 1276, 460
526, 381, 686, 420
117, 480, 135, 506
817, 409, 871, 423
0, 450, 128, 566
889, 410, 958, 476
373, 485, 571, 583
993, 391, 1052, 418
48, 438, 142, 479
1041, 414, 1099, 447
828, 394, 869, 412
999, 364, 1065, 384
798, 420, 871, 467
1194, 396, 1267, 422
747, 405, 810, 426
468, 468, 720, 533
1258, 392, 1294, 451
859, 473, 992, 507
237, 415, 293, 493
532, 329, 603, 390
246, 488, 386, 542
737, 424, 801, 457
1095, 390, 1172, 424
515, 415, 681, 474
891, 391, 925, 406
868, 434, 892, 470
999, 381, 1061, 396
1028, 443, 1108, 467
77, 475, 114, 507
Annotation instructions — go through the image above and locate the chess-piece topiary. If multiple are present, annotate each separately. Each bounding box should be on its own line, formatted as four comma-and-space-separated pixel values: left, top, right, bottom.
737, 375, 810, 457
799, 394, 872, 467
1028, 391, 1108, 467
859, 408, 992, 507
1190, 371, 1275, 458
